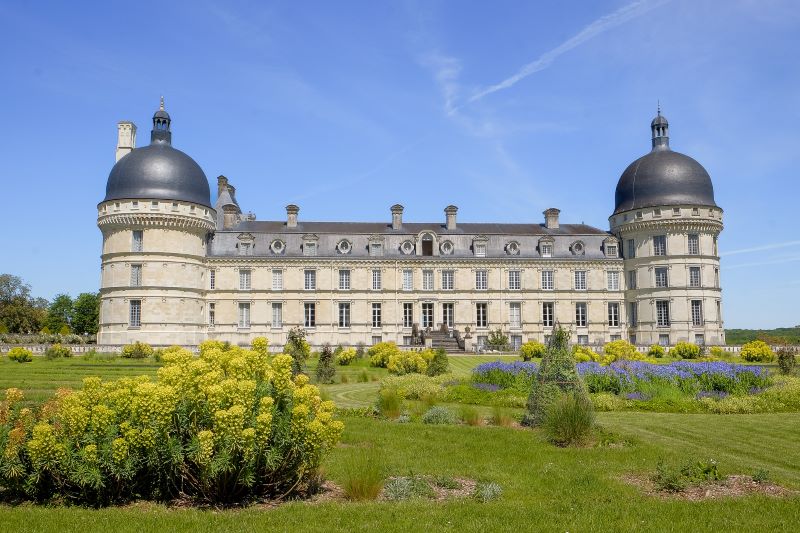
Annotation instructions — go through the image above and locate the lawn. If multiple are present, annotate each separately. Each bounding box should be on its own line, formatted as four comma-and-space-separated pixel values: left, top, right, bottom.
1, 354, 799, 532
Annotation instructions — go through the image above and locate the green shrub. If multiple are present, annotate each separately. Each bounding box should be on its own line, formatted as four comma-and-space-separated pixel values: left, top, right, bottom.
647, 344, 666, 358
387, 351, 428, 375
671, 342, 701, 359
603, 339, 640, 361
542, 392, 595, 446
459, 405, 483, 426
377, 388, 403, 419
740, 340, 775, 362
284, 327, 311, 374
45, 343, 72, 359
336, 347, 357, 366
120, 341, 153, 359
426, 348, 450, 376
58, 324, 71, 335
341, 450, 384, 501
368, 342, 401, 368
355, 342, 366, 359
752, 468, 770, 484
358, 369, 370, 383
590, 392, 625, 412
652, 457, 722, 493
381, 373, 449, 401
384, 476, 435, 500
473, 482, 502, 502
572, 345, 600, 363
316, 344, 336, 384
432, 475, 462, 489
652, 459, 686, 492
485, 329, 510, 351
7, 347, 33, 363
519, 341, 546, 361
421, 406, 457, 425
776, 348, 797, 375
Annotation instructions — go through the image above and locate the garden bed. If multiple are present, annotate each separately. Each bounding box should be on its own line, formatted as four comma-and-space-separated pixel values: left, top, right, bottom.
622, 474, 797, 501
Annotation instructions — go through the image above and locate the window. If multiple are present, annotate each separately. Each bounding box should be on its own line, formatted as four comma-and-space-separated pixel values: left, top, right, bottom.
628, 270, 637, 290
540, 243, 553, 257
369, 242, 383, 256
542, 302, 554, 327
239, 242, 251, 256
626, 239, 635, 258
422, 303, 434, 328
606, 244, 618, 257
653, 235, 667, 256
508, 270, 521, 290
372, 303, 382, 328
130, 264, 142, 287
509, 302, 521, 328
239, 269, 251, 290
714, 268, 720, 287
656, 300, 670, 327
608, 302, 620, 327
688, 234, 700, 255
423, 270, 434, 291
421, 234, 434, 256
610, 334, 621, 341
629, 302, 638, 326
402, 269, 413, 291
339, 269, 351, 290
336, 240, 352, 255
208, 303, 215, 327
210, 270, 216, 290
151, 201, 158, 209
689, 266, 701, 288
272, 269, 283, 290
238, 302, 250, 328
653, 208, 661, 218
272, 303, 282, 328
574, 270, 587, 290
672, 207, 681, 216
132, 200, 139, 209
442, 303, 454, 327
713, 236, 718, 256
511, 335, 522, 351
441, 270, 454, 290
692, 207, 700, 216
607, 271, 620, 291
474, 243, 486, 257
659, 334, 670, 346
303, 242, 317, 256
629, 334, 637, 345
304, 303, 316, 327
372, 335, 382, 345
695, 334, 705, 346
577, 335, 589, 345
541, 270, 554, 290
304, 270, 316, 290
171, 202, 179, 211
717, 300, 722, 323
132, 230, 143, 252
655, 267, 668, 288
403, 303, 413, 328
338, 303, 350, 328
129, 300, 141, 328
476, 303, 488, 328
575, 302, 587, 327
372, 269, 382, 290
691, 300, 703, 327
475, 270, 488, 290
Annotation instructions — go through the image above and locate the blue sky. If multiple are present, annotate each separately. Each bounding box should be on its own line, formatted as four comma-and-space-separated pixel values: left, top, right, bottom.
1, 0, 798, 328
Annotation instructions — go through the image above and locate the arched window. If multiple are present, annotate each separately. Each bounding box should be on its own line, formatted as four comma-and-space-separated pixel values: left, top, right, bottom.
421, 233, 434, 256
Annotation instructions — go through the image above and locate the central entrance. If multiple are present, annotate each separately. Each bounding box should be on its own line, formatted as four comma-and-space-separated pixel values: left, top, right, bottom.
442, 303, 454, 328
422, 303, 434, 329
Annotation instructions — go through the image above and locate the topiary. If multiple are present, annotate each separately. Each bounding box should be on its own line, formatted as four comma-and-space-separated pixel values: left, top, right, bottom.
671, 341, 701, 359
426, 348, 450, 376
121, 341, 153, 359
519, 341, 546, 361
740, 340, 775, 362
7, 347, 33, 363
648, 344, 666, 358
316, 344, 336, 384
45, 343, 72, 359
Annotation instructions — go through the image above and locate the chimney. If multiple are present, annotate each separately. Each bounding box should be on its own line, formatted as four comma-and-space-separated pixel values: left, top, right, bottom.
217, 176, 229, 196
115, 121, 137, 162
286, 204, 299, 228
445, 205, 458, 230
391, 204, 404, 230
222, 206, 238, 229
544, 208, 560, 229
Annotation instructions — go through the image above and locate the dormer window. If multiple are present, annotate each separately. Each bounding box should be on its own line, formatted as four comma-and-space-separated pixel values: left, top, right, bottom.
473, 236, 488, 257
336, 239, 352, 255
672, 207, 681, 216
653, 208, 661, 218
270, 239, 285, 255
539, 237, 554, 258
132, 201, 139, 209
636, 211, 643, 219
506, 241, 520, 256
570, 241, 585, 256
606, 244, 618, 257
440, 240, 454, 255
304, 242, 317, 256
151, 201, 158, 210
369, 242, 383, 256
400, 240, 414, 255
172, 202, 179, 211
692, 208, 700, 216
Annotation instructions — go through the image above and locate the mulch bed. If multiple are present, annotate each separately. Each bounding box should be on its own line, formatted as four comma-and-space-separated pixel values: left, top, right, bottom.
621, 474, 798, 500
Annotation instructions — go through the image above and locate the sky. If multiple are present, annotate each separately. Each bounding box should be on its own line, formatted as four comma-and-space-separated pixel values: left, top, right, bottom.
0, 0, 799, 329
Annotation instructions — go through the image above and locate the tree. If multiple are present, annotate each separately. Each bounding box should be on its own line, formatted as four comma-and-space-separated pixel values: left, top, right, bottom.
284, 326, 311, 375
46, 294, 74, 334
426, 348, 450, 376
0, 274, 48, 334
71, 292, 100, 335
316, 344, 336, 384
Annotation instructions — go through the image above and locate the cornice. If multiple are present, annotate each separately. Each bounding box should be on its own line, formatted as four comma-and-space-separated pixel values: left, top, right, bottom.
614, 218, 723, 234
98, 212, 215, 232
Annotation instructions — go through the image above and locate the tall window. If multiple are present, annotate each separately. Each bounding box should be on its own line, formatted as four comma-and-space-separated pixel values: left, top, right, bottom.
714, 268, 720, 288
542, 302, 554, 327
607, 271, 619, 291
132, 230, 143, 252
238, 302, 250, 328
474, 243, 486, 257
239, 269, 251, 290
208, 303, 215, 327
541, 270, 554, 290
209, 269, 216, 290
626, 239, 635, 258
574, 270, 587, 290
540, 243, 553, 257
272, 269, 283, 290
403, 303, 413, 328
509, 302, 521, 328
369, 242, 383, 256
659, 334, 670, 346
372, 269, 382, 290
653, 235, 667, 256
508, 270, 521, 290
338, 302, 351, 328
691, 300, 703, 327
423, 270, 434, 291
402, 269, 413, 291
130, 264, 142, 287
608, 302, 620, 327
717, 300, 722, 323
129, 300, 141, 328
304, 303, 316, 327
441, 270, 454, 290
629, 302, 638, 326
239, 243, 251, 256
655, 267, 668, 288
475, 270, 488, 290
303, 242, 317, 256
689, 266, 701, 288
272, 303, 282, 328
628, 270, 637, 290
372, 303, 382, 328
688, 234, 700, 255
656, 300, 670, 327
575, 302, 587, 327
339, 269, 351, 290
304, 270, 316, 290
476, 303, 488, 328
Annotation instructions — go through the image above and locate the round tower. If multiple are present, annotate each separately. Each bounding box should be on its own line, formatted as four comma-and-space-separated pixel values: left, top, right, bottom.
97, 99, 216, 346
610, 110, 724, 347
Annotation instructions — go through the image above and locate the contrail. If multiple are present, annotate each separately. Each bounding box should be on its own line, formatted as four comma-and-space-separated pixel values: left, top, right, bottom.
467, 0, 669, 104
721, 240, 800, 257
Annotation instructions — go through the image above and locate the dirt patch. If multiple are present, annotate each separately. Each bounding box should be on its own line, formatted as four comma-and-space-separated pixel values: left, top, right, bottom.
309, 476, 480, 503
621, 474, 798, 500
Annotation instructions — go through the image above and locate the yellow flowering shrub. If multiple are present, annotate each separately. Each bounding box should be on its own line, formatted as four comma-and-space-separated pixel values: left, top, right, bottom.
387, 351, 429, 375
0, 337, 343, 505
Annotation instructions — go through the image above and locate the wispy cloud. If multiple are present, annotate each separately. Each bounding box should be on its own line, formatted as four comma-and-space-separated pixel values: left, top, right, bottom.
721, 240, 800, 257
725, 255, 800, 270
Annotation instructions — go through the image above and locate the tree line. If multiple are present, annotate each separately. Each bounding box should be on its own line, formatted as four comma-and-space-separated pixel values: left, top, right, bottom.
0, 274, 99, 335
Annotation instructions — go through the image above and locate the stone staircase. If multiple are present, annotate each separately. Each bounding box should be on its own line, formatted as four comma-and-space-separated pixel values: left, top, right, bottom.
427, 330, 465, 353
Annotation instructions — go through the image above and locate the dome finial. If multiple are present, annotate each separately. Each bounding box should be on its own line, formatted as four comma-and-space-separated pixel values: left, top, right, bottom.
650, 104, 669, 151
657, 99, 661, 116
160, 95, 165, 111
151, 97, 172, 145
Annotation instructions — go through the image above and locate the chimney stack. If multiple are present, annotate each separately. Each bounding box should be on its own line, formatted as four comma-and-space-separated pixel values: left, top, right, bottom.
544, 208, 560, 229
217, 176, 229, 196
445, 205, 458, 230
115, 121, 137, 162
391, 204, 404, 230
286, 204, 299, 228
